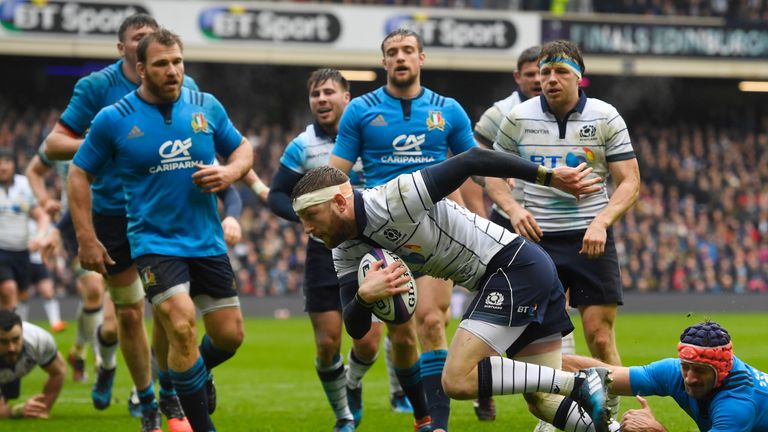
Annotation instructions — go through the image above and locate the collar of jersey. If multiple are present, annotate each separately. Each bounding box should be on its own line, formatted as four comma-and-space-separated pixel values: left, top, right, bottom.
312, 121, 335, 141
353, 190, 368, 238
539, 88, 587, 117
382, 86, 426, 101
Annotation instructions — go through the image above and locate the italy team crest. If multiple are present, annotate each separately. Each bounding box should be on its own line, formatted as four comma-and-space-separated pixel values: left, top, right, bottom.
191, 112, 209, 133
426, 111, 445, 131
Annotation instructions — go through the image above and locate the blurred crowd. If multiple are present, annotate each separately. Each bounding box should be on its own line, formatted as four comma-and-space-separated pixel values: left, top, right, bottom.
2, 99, 767, 298
290, 0, 768, 20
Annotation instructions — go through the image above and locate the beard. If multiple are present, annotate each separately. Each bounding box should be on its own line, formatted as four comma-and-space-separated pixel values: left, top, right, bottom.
389, 70, 418, 89
143, 73, 182, 103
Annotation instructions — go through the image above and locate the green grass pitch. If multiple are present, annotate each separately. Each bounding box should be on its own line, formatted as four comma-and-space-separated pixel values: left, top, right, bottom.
9, 312, 767, 431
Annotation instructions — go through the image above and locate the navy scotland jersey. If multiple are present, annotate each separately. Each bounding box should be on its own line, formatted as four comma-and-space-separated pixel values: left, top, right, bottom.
72, 88, 242, 258
333, 86, 476, 187
59, 59, 198, 216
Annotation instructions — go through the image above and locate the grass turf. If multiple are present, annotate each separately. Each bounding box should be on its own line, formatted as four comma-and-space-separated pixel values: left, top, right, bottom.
8, 312, 766, 431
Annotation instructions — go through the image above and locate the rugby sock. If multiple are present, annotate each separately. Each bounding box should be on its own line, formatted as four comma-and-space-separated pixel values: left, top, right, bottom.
395, 362, 430, 420
561, 331, 576, 355
550, 397, 595, 432
78, 305, 103, 348
43, 298, 62, 325
171, 357, 214, 432
384, 336, 405, 395
158, 369, 178, 398
199, 334, 235, 370
316, 353, 354, 421
477, 357, 576, 397
96, 324, 118, 370
15, 301, 29, 321
346, 348, 376, 389
420, 350, 449, 430
137, 382, 159, 414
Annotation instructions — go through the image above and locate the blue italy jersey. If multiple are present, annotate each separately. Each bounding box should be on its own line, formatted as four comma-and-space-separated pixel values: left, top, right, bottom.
334, 86, 476, 187
630, 356, 768, 431
59, 60, 198, 215
72, 88, 242, 258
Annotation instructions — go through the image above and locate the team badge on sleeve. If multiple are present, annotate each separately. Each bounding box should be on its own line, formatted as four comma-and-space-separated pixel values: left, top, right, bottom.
426, 111, 445, 131
191, 112, 209, 133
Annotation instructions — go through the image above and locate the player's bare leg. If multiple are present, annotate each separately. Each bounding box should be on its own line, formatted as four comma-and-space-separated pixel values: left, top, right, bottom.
70, 271, 104, 383
154, 293, 211, 431
387, 319, 432, 431
579, 304, 621, 418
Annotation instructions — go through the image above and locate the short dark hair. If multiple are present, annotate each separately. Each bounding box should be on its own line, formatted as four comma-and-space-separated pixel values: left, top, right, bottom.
137, 28, 183, 64
0, 146, 14, 162
307, 68, 350, 93
539, 39, 585, 75
517, 45, 541, 72
381, 28, 424, 54
0, 310, 21, 332
118, 13, 158, 43
291, 166, 349, 201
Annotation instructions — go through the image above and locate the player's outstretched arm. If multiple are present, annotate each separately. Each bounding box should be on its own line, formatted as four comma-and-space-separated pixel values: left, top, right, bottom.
328, 155, 355, 175
562, 354, 632, 396
44, 123, 83, 161
25, 155, 61, 218
421, 147, 602, 204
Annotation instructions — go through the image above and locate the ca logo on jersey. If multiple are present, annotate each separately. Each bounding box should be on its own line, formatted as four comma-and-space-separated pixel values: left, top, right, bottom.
150, 138, 204, 174
426, 111, 445, 131
383, 134, 434, 164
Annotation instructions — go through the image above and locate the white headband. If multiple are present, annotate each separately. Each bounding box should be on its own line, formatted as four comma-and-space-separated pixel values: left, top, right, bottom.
292, 182, 353, 213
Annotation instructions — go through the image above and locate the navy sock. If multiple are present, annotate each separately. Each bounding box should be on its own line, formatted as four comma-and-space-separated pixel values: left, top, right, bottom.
395, 361, 429, 420
158, 369, 177, 398
137, 382, 158, 414
199, 334, 235, 371
170, 357, 214, 432
420, 350, 449, 430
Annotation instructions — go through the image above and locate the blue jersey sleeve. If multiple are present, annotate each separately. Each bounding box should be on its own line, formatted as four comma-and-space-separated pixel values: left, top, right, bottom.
59, 75, 104, 135
183, 75, 200, 91
333, 100, 363, 163
72, 109, 115, 176
629, 358, 681, 397
446, 98, 477, 155
279, 137, 306, 174
207, 94, 243, 159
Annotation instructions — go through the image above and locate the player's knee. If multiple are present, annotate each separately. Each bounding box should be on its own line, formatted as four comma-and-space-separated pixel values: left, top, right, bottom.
166, 318, 196, 345
388, 327, 417, 352
441, 372, 473, 400
585, 328, 614, 356
116, 302, 144, 328
352, 338, 378, 360
314, 330, 341, 355
215, 326, 244, 353
416, 311, 446, 342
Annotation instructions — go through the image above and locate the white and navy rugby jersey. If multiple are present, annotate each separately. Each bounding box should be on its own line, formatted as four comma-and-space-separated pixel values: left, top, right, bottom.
474, 90, 528, 147
494, 91, 635, 232
0, 322, 58, 391
0, 174, 37, 251
332, 171, 518, 291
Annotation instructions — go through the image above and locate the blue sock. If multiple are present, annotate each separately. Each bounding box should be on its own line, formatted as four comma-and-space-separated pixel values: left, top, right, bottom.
158, 369, 177, 398
137, 382, 158, 414
420, 350, 449, 430
199, 334, 235, 370
170, 357, 214, 432
395, 361, 429, 420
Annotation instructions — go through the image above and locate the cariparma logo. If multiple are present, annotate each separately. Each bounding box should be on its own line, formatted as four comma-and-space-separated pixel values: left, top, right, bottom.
426, 111, 445, 131
191, 112, 208, 134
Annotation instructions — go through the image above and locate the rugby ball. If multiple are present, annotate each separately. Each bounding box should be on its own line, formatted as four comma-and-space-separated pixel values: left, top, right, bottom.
357, 248, 417, 324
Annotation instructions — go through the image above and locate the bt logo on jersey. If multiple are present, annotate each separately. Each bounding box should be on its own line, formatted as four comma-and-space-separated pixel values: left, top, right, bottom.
149, 138, 204, 174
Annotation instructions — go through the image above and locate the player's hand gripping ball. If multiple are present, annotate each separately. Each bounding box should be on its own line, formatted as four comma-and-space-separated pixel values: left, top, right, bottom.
357, 248, 417, 324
